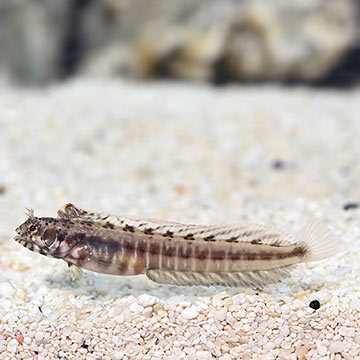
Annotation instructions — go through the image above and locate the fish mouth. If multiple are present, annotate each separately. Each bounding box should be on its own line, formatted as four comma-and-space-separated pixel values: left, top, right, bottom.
14, 235, 22, 243
14, 235, 35, 251
14, 235, 61, 257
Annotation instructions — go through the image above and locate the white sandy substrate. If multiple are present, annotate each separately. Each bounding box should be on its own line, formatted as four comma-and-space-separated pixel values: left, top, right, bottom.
0, 77, 360, 360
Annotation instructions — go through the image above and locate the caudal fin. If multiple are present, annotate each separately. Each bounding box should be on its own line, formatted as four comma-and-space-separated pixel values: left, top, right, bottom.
299, 218, 339, 262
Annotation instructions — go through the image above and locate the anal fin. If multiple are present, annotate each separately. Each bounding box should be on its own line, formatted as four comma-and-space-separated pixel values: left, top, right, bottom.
146, 267, 295, 288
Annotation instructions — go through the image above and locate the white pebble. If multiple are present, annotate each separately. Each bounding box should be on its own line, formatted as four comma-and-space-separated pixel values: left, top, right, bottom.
334, 265, 351, 277
47, 311, 60, 321
317, 344, 327, 356
0, 282, 16, 297
339, 327, 355, 337
62, 327, 71, 337
129, 303, 143, 313
7, 339, 18, 352
181, 306, 199, 320
35, 331, 44, 342
184, 346, 196, 355
233, 295, 246, 305
219, 355, 231, 360
350, 299, 360, 311
200, 334, 207, 344
142, 307, 153, 317
296, 310, 305, 318
196, 350, 213, 360
280, 326, 290, 337
214, 309, 227, 321
71, 331, 83, 343
274, 337, 283, 346
138, 294, 157, 307
329, 341, 343, 353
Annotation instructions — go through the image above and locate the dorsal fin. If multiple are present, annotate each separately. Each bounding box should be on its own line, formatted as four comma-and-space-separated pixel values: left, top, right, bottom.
55, 204, 295, 246
57, 203, 85, 220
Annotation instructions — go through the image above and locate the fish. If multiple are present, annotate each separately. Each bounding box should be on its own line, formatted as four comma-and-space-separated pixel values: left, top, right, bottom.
14, 203, 339, 288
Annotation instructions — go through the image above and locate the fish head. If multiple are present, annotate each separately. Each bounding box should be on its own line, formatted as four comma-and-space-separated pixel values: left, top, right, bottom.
14, 209, 72, 258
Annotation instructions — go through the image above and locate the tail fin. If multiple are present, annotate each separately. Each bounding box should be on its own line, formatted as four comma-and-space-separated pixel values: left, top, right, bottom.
299, 218, 340, 262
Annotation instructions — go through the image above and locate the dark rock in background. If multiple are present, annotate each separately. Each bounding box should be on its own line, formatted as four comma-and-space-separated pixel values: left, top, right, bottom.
0, 0, 68, 84
0, 0, 359, 85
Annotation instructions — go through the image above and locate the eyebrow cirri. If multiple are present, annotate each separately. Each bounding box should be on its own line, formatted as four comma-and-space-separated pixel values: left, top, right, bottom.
17, 203, 339, 288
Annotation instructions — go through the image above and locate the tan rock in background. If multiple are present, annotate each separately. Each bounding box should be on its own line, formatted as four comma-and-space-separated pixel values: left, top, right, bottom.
0, 0, 358, 84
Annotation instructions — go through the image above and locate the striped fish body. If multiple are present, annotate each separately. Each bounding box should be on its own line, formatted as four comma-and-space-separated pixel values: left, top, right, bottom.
60, 224, 305, 276
14, 204, 338, 288
54, 204, 306, 275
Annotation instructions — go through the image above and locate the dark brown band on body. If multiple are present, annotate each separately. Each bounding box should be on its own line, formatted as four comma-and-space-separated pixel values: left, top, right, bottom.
65, 227, 306, 273
102, 234, 307, 262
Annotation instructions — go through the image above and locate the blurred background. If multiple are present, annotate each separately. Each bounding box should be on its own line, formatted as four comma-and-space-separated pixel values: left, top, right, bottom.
1, 0, 360, 87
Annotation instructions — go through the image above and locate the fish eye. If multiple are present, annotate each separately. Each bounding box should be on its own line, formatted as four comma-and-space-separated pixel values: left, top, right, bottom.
29, 225, 37, 232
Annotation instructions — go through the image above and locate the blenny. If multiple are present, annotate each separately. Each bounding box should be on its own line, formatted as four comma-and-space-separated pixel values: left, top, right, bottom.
14, 204, 338, 288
